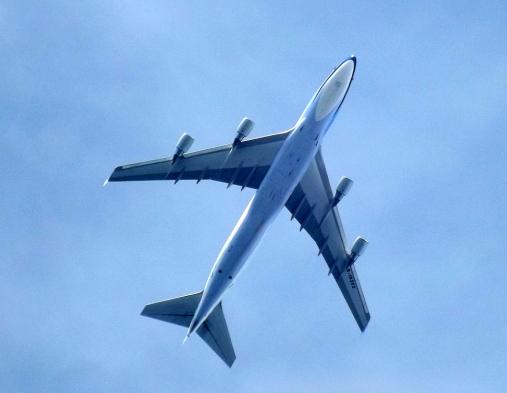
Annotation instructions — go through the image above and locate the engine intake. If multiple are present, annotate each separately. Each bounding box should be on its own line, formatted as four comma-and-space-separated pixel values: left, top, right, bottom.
234, 117, 255, 146
173, 133, 194, 160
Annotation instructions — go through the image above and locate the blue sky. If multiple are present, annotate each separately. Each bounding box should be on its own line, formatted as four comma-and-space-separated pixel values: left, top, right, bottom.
1, 1, 506, 392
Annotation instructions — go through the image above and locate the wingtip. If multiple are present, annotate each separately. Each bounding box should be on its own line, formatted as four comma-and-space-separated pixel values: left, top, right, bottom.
103, 178, 109, 187
226, 356, 236, 368
106, 166, 123, 183
359, 315, 370, 333
140, 305, 149, 317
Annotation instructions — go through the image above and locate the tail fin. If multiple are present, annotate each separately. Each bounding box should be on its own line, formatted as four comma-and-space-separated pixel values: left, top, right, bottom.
141, 292, 236, 367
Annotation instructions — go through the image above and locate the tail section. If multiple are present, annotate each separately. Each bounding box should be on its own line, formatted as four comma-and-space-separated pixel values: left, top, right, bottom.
141, 292, 201, 328
141, 292, 236, 367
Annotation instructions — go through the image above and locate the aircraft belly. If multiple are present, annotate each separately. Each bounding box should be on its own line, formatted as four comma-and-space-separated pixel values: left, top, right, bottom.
201, 125, 320, 322
220, 136, 317, 277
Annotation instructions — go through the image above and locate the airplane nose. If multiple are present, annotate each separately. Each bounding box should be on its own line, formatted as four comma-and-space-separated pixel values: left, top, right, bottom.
314, 57, 356, 121
340, 57, 356, 74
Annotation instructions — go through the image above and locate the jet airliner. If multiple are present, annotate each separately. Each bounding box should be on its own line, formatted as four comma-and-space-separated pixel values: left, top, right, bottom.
106, 56, 370, 367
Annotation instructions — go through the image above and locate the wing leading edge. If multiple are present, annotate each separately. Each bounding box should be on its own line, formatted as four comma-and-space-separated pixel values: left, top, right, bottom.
285, 149, 370, 331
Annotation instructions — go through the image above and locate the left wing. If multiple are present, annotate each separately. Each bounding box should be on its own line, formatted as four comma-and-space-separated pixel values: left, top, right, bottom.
107, 130, 291, 189
285, 149, 370, 331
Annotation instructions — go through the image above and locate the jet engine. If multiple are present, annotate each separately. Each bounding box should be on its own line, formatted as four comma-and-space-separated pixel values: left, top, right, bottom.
350, 236, 368, 262
173, 133, 194, 160
333, 177, 353, 206
234, 117, 255, 145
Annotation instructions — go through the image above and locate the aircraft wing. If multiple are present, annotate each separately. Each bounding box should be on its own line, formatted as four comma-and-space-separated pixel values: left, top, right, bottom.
285, 149, 370, 331
107, 130, 291, 189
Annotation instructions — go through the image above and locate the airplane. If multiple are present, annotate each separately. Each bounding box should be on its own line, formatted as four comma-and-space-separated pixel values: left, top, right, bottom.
106, 56, 369, 367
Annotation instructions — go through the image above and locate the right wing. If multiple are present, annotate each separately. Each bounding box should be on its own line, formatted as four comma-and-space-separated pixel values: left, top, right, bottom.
107, 130, 291, 190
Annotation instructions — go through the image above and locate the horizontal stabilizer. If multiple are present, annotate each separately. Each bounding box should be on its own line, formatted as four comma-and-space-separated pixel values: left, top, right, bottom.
141, 292, 202, 327
141, 292, 236, 367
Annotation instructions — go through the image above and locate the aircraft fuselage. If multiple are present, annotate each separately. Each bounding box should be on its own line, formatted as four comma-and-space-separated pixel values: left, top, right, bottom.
187, 57, 356, 337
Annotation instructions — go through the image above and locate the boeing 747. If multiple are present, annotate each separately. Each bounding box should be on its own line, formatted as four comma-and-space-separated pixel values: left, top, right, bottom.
106, 56, 369, 366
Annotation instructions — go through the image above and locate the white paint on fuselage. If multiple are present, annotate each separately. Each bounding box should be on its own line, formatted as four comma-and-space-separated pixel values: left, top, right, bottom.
187, 57, 356, 337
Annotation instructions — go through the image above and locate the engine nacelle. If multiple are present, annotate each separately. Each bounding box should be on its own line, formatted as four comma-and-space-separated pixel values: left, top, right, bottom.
350, 236, 368, 261
234, 117, 255, 145
173, 133, 194, 159
333, 177, 353, 206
